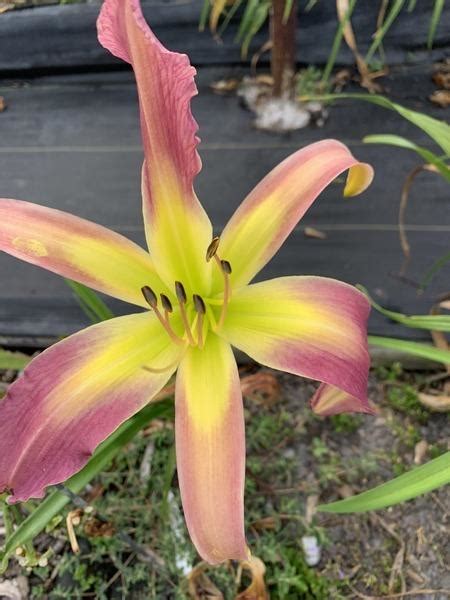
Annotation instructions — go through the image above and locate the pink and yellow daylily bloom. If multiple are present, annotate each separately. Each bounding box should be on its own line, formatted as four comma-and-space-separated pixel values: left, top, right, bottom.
0, 0, 374, 564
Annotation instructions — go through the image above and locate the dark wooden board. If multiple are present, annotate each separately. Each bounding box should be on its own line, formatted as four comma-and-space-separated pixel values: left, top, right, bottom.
0, 0, 448, 72
0, 67, 448, 343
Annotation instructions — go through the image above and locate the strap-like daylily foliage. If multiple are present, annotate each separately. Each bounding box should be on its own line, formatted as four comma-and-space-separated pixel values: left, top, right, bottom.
0, 0, 374, 564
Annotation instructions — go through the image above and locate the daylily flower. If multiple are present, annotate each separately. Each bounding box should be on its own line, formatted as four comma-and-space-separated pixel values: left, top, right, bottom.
0, 0, 374, 564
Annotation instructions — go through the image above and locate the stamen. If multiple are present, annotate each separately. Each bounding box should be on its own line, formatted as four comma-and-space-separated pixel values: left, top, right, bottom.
160, 293, 173, 313
175, 281, 196, 346
143, 357, 180, 374
220, 259, 232, 275
193, 294, 206, 348
175, 281, 187, 304
213, 256, 232, 330
206, 236, 220, 262
141, 285, 158, 308
142, 285, 184, 346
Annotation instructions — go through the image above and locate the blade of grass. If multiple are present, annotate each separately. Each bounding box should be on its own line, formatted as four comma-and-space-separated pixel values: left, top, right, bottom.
368, 335, 450, 364
359, 285, 450, 331
363, 134, 450, 182
321, 0, 358, 90
66, 279, 114, 324
428, 0, 445, 49
283, 0, 294, 24
420, 251, 450, 291
0, 399, 173, 572
199, 0, 211, 31
0, 349, 30, 370
318, 452, 450, 513
310, 93, 450, 155
365, 0, 405, 64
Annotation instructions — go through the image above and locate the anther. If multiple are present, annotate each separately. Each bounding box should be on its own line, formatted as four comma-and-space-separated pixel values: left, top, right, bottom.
175, 281, 187, 304
220, 259, 232, 275
193, 294, 206, 315
206, 236, 220, 262
160, 293, 173, 313
142, 284, 184, 346
141, 285, 158, 308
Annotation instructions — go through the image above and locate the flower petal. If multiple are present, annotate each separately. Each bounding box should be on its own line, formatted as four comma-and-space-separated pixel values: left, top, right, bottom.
0, 199, 164, 307
216, 140, 373, 289
311, 383, 376, 416
0, 312, 182, 502
98, 0, 213, 294
220, 276, 371, 413
175, 333, 248, 563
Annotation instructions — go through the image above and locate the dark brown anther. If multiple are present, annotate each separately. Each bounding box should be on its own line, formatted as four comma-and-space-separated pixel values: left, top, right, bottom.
221, 260, 232, 275
141, 285, 158, 308
206, 236, 220, 262
175, 281, 187, 304
160, 294, 173, 313
193, 294, 206, 315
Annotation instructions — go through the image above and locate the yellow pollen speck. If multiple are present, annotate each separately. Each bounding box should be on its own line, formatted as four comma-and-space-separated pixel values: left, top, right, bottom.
12, 237, 48, 258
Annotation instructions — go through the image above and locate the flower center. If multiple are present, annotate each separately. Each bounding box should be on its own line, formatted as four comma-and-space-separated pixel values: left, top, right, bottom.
141, 237, 232, 351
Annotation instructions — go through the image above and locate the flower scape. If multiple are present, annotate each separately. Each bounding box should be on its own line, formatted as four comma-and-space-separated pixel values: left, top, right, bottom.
0, 0, 374, 564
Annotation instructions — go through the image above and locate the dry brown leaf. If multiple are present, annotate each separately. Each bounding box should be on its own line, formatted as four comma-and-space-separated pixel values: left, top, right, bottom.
236, 556, 269, 600
250, 516, 278, 532
188, 562, 224, 600
0, 96, 6, 112
240, 372, 280, 407
413, 440, 428, 464
336, 0, 384, 93
210, 78, 240, 95
0, 3, 14, 14
429, 90, 450, 108
84, 517, 115, 538
432, 70, 450, 90
417, 392, 450, 412
304, 226, 327, 240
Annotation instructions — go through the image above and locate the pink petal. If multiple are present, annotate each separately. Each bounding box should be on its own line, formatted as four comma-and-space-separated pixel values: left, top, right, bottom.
216, 139, 374, 289
175, 334, 248, 563
0, 198, 164, 307
97, 0, 213, 293
311, 383, 376, 416
0, 312, 181, 502
220, 276, 372, 414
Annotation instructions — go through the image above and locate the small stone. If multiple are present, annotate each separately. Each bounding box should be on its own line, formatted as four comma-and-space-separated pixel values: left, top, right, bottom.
301, 535, 321, 566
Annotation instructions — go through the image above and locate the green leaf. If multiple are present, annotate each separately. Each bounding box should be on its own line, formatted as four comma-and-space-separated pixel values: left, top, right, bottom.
363, 134, 450, 182
420, 250, 450, 291
66, 279, 114, 324
359, 285, 450, 331
428, 0, 445, 49
0, 399, 173, 572
199, 0, 211, 31
0, 349, 31, 370
312, 93, 450, 155
282, 0, 294, 24
321, 0, 358, 89
365, 0, 406, 63
240, 1, 270, 58
318, 452, 450, 512
236, 0, 260, 42
368, 335, 450, 365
